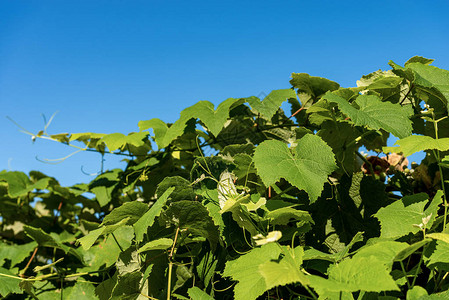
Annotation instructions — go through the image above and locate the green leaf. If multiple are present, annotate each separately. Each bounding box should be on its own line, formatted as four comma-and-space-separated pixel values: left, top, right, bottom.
116, 249, 140, 276
407, 285, 429, 299
323, 92, 413, 138
110, 271, 142, 299
222, 243, 282, 300
182, 98, 240, 136
0, 171, 30, 197
187, 287, 214, 300
394, 239, 431, 262
353, 241, 408, 268
64, 282, 98, 300
259, 246, 309, 289
374, 193, 430, 239
156, 176, 195, 202
95, 274, 117, 300
0, 171, 51, 198
405, 56, 434, 66
383, 135, 449, 156
247, 89, 296, 119
308, 256, 399, 294
137, 238, 173, 253
102, 201, 149, 226
0, 241, 37, 267
425, 240, 449, 269
426, 233, 449, 244
100, 132, 148, 152
163, 200, 220, 248
0, 267, 21, 297
78, 227, 106, 251
407, 62, 449, 112
139, 98, 239, 148
266, 206, 313, 226
81, 226, 134, 271
134, 187, 174, 242
253, 134, 337, 202
290, 73, 340, 105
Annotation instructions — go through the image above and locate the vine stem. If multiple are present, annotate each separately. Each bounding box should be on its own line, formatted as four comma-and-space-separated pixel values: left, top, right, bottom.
167, 227, 180, 300
432, 113, 448, 231
399, 261, 411, 289
20, 247, 38, 277
411, 252, 424, 288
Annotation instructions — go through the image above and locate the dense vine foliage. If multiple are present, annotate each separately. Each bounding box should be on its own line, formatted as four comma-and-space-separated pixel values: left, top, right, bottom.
2, 56, 449, 299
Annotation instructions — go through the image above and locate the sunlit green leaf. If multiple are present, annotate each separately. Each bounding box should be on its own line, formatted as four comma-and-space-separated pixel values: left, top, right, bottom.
323, 92, 413, 138
253, 134, 337, 202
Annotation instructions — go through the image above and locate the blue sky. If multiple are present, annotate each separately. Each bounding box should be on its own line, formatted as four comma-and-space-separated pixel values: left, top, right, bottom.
1, 0, 448, 186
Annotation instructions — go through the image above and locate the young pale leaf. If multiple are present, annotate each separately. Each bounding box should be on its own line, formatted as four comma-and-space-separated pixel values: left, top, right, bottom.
247, 89, 296, 120
134, 187, 174, 242
323, 92, 413, 138
383, 135, 449, 156
308, 256, 399, 295
374, 193, 431, 239
253, 134, 337, 202
217, 170, 239, 209
222, 243, 282, 300
253, 231, 282, 246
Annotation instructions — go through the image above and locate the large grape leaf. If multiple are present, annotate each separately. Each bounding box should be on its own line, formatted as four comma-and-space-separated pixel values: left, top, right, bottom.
374, 193, 442, 239
323, 92, 413, 138
383, 135, 449, 156
247, 89, 296, 119
253, 134, 337, 202
308, 256, 399, 295
222, 243, 282, 300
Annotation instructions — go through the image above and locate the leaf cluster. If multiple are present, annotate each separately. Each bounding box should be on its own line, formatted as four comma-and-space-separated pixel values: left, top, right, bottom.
2, 56, 449, 299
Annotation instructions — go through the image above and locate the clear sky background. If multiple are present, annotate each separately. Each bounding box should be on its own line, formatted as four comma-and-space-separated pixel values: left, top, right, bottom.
1, 0, 448, 186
